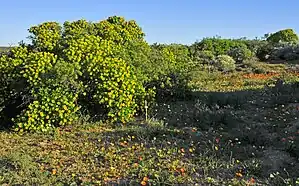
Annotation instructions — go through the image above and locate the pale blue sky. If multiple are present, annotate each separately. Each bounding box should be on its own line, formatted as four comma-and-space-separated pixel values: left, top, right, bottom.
0, 0, 298, 46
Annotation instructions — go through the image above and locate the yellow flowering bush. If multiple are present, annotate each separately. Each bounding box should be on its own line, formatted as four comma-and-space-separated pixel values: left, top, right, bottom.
0, 16, 149, 132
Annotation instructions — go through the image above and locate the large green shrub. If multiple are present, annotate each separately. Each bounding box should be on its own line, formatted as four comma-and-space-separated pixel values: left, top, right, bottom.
0, 15, 194, 132
64, 35, 145, 122
266, 29, 299, 44
0, 16, 151, 132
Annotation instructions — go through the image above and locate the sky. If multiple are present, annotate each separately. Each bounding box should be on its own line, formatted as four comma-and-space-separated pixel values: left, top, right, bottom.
0, 0, 298, 46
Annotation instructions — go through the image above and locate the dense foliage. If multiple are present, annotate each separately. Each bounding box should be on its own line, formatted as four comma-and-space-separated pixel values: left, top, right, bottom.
266, 29, 299, 44
192, 38, 250, 56
214, 55, 236, 72
0, 16, 197, 132
0, 16, 155, 132
227, 44, 254, 63
148, 44, 193, 100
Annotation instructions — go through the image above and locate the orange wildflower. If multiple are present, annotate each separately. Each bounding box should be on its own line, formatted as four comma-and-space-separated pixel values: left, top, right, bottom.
180, 168, 185, 173
141, 180, 147, 186
235, 172, 243, 177
52, 169, 57, 175
242, 72, 280, 80
249, 177, 255, 184
120, 142, 127, 147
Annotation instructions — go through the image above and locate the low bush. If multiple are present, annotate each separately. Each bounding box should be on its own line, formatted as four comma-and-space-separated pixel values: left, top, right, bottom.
214, 55, 236, 72
227, 44, 254, 63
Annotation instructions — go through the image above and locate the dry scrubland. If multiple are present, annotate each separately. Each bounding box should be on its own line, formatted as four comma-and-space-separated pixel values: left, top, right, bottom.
1, 16, 299, 185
